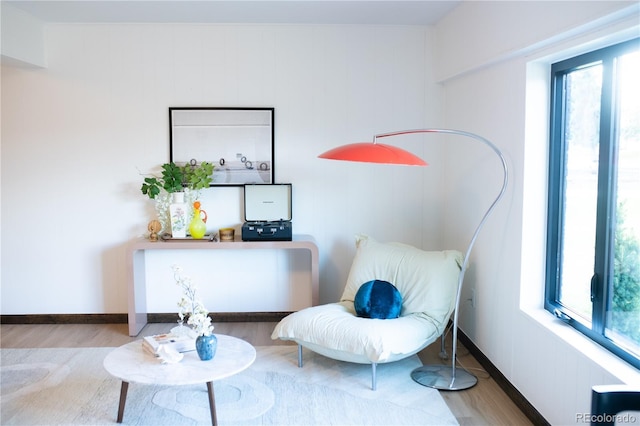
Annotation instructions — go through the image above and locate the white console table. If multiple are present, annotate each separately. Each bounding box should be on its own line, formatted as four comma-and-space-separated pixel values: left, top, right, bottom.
127, 234, 319, 336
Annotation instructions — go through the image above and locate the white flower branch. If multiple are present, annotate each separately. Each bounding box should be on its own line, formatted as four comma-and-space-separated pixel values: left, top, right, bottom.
172, 264, 214, 336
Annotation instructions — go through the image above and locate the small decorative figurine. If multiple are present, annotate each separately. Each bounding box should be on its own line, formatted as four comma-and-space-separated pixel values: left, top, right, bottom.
148, 220, 162, 242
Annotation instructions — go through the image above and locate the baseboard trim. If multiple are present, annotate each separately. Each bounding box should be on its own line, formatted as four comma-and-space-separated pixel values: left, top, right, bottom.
148, 312, 291, 323
1, 312, 291, 325
0, 314, 129, 324
457, 329, 549, 426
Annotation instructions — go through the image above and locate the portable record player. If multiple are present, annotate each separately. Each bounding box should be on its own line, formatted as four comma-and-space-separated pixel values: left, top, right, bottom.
242, 184, 292, 241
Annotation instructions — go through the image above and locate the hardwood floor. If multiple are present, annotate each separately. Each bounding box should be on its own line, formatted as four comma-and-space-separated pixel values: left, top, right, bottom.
0, 322, 533, 425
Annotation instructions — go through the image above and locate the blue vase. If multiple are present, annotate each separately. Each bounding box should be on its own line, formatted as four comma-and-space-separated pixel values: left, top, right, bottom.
195, 334, 217, 361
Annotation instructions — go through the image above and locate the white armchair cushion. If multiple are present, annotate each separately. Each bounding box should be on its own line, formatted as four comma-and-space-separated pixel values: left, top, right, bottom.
273, 301, 443, 363
271, 235, 463, 364
342, 234, 463, 328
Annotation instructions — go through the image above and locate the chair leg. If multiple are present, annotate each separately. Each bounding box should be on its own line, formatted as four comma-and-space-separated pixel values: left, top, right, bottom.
296, 345, 377, 389
371, 363, 377, 391
439, 331, 448, 359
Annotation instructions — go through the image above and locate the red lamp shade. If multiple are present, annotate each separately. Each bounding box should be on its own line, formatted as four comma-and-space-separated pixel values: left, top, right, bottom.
318, 142, 427, 166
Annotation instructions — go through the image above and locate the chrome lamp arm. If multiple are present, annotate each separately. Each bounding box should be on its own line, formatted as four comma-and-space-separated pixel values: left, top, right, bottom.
375, 128, 508, 390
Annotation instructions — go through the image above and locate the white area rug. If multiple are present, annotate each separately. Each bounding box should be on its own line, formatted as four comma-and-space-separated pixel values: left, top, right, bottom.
1, 345, 458, 425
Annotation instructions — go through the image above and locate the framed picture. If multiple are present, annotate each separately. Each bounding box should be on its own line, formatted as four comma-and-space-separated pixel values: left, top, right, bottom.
169, 107, 274, 186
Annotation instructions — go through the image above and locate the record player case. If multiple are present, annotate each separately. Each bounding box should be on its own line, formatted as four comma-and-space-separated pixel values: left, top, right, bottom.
242, 184, 292, 241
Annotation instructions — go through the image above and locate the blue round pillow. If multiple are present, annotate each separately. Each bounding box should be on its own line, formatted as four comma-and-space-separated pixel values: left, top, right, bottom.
354, 280, 402, 319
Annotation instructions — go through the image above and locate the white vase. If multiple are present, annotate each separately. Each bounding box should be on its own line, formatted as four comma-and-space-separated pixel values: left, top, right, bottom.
169, 192, 188, 238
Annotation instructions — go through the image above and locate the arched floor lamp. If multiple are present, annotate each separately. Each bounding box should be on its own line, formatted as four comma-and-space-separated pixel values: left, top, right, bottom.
318, 128, 508, 391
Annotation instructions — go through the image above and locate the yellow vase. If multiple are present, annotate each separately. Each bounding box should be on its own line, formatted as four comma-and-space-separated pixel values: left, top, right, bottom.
189, 201, 208, 239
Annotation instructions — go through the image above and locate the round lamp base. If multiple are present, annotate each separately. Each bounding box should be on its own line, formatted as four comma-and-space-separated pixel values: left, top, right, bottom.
411, 365, 478, 391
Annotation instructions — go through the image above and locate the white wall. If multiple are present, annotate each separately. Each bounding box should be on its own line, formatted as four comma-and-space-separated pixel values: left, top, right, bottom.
1, 23, 445, 314
435, 1, 640, 425
0, 3, 46, 67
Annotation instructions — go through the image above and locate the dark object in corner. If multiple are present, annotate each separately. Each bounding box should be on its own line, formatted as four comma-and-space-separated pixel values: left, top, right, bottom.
590, 385, 640, 425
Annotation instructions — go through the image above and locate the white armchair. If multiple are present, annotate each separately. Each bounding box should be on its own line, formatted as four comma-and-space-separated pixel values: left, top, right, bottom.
272, 234, 462, 390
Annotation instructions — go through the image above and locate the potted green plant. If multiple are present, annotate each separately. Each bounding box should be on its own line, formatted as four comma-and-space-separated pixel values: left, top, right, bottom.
140, 161, 214, 236
141, 161, 214, 199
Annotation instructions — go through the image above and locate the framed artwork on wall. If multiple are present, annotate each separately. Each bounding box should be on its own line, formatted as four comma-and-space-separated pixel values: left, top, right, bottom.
169, 107, 275, 186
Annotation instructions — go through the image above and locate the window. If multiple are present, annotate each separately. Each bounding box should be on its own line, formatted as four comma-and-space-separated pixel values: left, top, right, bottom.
546, 38, 640, 368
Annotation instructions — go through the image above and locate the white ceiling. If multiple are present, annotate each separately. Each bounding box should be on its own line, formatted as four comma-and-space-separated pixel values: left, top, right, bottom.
5, 1, 460, 25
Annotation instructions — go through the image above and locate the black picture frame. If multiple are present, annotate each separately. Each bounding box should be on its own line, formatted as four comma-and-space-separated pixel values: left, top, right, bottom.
169, 107, 275, 186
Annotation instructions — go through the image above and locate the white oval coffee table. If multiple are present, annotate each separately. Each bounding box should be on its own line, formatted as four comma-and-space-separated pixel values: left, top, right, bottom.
103, 334, 256, 425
